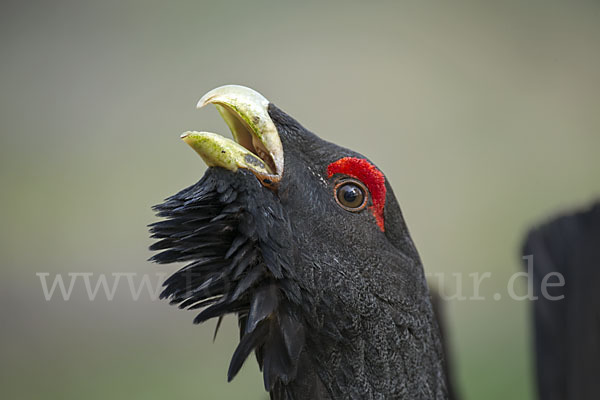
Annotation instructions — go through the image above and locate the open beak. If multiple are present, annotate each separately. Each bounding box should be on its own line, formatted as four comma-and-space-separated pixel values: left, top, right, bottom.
181, 85, 284, 189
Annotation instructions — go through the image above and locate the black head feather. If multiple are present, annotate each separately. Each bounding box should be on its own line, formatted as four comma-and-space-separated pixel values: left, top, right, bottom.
150, 104, 448, 399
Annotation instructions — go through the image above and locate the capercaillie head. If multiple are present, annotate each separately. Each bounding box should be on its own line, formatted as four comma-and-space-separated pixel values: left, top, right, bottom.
149, 85, 448, 399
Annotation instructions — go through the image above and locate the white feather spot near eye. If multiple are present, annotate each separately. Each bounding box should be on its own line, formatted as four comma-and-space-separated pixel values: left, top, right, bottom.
306, 165, 328, 186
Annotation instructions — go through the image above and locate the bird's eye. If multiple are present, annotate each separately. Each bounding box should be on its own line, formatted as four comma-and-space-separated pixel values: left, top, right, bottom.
334, 180, 368, 212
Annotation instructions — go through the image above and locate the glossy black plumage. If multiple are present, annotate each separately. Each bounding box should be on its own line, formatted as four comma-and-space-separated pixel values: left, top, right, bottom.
150, 104, 448, 399
150, 168, 307, 393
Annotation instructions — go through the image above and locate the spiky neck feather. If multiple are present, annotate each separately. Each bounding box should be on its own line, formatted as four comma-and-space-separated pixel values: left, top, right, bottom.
150, 99, 447, 399
150, 169, 311, 392
150, 167, 447, 399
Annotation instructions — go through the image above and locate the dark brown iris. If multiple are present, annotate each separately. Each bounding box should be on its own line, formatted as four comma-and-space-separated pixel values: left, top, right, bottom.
335, 180, 368, 211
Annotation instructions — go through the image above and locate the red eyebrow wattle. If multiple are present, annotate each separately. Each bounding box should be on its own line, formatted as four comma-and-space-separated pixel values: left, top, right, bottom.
327, 157, 386, 231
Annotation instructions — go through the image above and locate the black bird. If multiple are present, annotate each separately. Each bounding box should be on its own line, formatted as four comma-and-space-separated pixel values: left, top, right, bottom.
149, 85, 449, 399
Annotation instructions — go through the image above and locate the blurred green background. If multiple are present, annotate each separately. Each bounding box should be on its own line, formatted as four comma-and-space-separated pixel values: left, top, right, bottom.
1, 0, 599, 399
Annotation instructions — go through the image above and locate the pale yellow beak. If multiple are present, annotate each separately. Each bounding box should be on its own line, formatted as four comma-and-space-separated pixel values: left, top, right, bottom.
182, 85, 284, 188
